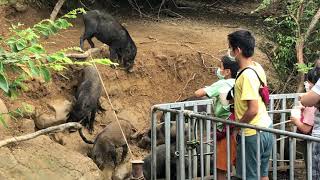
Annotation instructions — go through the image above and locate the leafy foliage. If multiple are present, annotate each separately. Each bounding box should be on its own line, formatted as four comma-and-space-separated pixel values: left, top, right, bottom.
0, 103, 34, 128
0, 8, 115, 97
257, 1, 320, 82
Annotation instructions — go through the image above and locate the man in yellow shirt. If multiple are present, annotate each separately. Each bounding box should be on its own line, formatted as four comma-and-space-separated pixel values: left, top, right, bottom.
228, 30, 273, 180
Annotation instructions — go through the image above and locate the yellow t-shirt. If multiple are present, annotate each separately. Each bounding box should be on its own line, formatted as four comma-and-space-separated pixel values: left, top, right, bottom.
234, 62, 272, 136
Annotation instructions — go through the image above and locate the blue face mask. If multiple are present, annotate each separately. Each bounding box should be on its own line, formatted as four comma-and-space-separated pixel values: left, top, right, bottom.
216, 68, 225, 79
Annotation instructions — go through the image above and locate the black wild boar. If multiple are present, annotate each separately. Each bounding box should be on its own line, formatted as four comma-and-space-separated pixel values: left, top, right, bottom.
136, 96, 208, 149
80, 10, 137, 72
68, 66, 102, 133
79, 119, 137, 170
143, 144, 178, 180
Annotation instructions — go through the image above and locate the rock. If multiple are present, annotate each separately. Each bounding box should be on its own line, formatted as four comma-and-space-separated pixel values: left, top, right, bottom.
48, 99, 72, 122
0, 136, 104, 180
112, 162, 131, 180
20, 118, 35, 133
12, 1, 27, 12
34, 98, 72, 129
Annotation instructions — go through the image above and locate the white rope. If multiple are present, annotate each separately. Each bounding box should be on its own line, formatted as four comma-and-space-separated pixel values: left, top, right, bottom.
90, 56, 133, 157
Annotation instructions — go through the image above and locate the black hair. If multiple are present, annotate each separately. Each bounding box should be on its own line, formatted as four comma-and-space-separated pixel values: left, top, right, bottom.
221, 56, 240, 78
306, 67, 320, 84
228, 30, 255, 58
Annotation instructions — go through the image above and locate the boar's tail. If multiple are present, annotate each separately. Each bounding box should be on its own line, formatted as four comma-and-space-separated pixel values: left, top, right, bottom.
79, 128, 94, 144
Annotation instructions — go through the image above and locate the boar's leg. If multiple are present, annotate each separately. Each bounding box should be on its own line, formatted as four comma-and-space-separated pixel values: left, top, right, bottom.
87, 38, 95, 48
110, 145, 118, 167
121, 144, 128, 162
80, 33, 95, 50
88, 109, 96, 134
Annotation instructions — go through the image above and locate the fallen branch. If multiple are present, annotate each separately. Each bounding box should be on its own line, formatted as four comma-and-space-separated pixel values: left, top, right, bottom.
175, 73, 197, 102
0, 122, 82, 148
181, 44, 221, 61
65, 46, 107, 59
198, 52, 215, 69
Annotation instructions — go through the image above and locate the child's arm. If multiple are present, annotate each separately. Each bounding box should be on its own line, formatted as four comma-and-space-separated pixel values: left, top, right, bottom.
290, 116, 313, 134
195, 88, 207, 97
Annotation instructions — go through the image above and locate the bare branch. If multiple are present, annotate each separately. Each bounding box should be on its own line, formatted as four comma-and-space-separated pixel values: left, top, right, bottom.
65, 47, 107, 59
0, 122, 82, 148
304, 7, 320, 40
50, 0, 67, 21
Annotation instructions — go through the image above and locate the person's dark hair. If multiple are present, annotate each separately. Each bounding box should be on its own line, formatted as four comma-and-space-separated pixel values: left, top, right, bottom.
221, 56, 239, 78
306, 67, 320, 84
228, 30, 255, 58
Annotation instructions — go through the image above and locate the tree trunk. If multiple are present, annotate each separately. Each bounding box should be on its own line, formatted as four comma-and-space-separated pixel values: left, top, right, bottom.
296, 39, 305, 93
50, 0, 67, 21
295, 7, 320, 93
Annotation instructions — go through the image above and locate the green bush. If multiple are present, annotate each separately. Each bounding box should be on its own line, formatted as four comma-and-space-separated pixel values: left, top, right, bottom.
257, 0, 320, 82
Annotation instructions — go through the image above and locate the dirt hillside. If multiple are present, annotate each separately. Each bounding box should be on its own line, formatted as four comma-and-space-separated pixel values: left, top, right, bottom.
0, 3, 276, 178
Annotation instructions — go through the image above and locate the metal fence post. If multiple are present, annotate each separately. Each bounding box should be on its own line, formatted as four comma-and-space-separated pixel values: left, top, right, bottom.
151, 109, 157, 180
226, 125, 231, 180
165, 112, 171, 180
256, 131, 261, 179
241, 129, 246, 180
178, 111, 185, 180
307, 141, 312, 180
212, 122, 217, 180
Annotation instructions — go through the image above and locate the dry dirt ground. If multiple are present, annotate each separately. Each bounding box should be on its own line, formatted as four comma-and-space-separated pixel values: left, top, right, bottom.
0, 4, 279, 179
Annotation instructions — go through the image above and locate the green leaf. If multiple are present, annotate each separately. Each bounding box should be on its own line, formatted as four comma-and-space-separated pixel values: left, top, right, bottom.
16, 40, 27, 51
55, 19, 72, 29
0, 114, 8, 128
0, 73, 9, 93
28, 60, 39, 77
40, 66, 51, 82
51, 64, 66, 71
27, 44, 45, 54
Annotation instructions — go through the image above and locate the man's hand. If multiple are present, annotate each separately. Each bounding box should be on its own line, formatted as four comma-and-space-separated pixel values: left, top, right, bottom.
239, 100, 258, 124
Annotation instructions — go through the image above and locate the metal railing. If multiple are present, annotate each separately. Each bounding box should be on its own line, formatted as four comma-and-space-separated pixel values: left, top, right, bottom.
149, 94, 320, 180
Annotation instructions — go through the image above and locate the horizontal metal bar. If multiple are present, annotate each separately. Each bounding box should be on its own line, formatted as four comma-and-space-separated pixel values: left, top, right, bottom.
152, 106, 320, 143
267, 109, 292, 114
154, 99, 213, 109
269, 93, 302, 99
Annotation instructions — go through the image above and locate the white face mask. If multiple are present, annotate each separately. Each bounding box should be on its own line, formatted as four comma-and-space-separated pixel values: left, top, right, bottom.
216, 68, 225, 79
227, 49, 236, 61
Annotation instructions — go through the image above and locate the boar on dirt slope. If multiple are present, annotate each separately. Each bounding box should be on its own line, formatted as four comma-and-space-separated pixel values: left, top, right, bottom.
79, 119, 137, 170
68, 66, 103, 133
80, 10, 137, 72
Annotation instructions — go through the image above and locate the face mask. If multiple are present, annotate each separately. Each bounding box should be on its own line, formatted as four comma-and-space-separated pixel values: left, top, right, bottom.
227, 48, 236, 61
216, 68, 225, 79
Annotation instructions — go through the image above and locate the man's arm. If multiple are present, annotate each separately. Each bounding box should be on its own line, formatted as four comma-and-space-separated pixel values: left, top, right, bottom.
239, 100, 259, 123
300, 91, 320, 107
